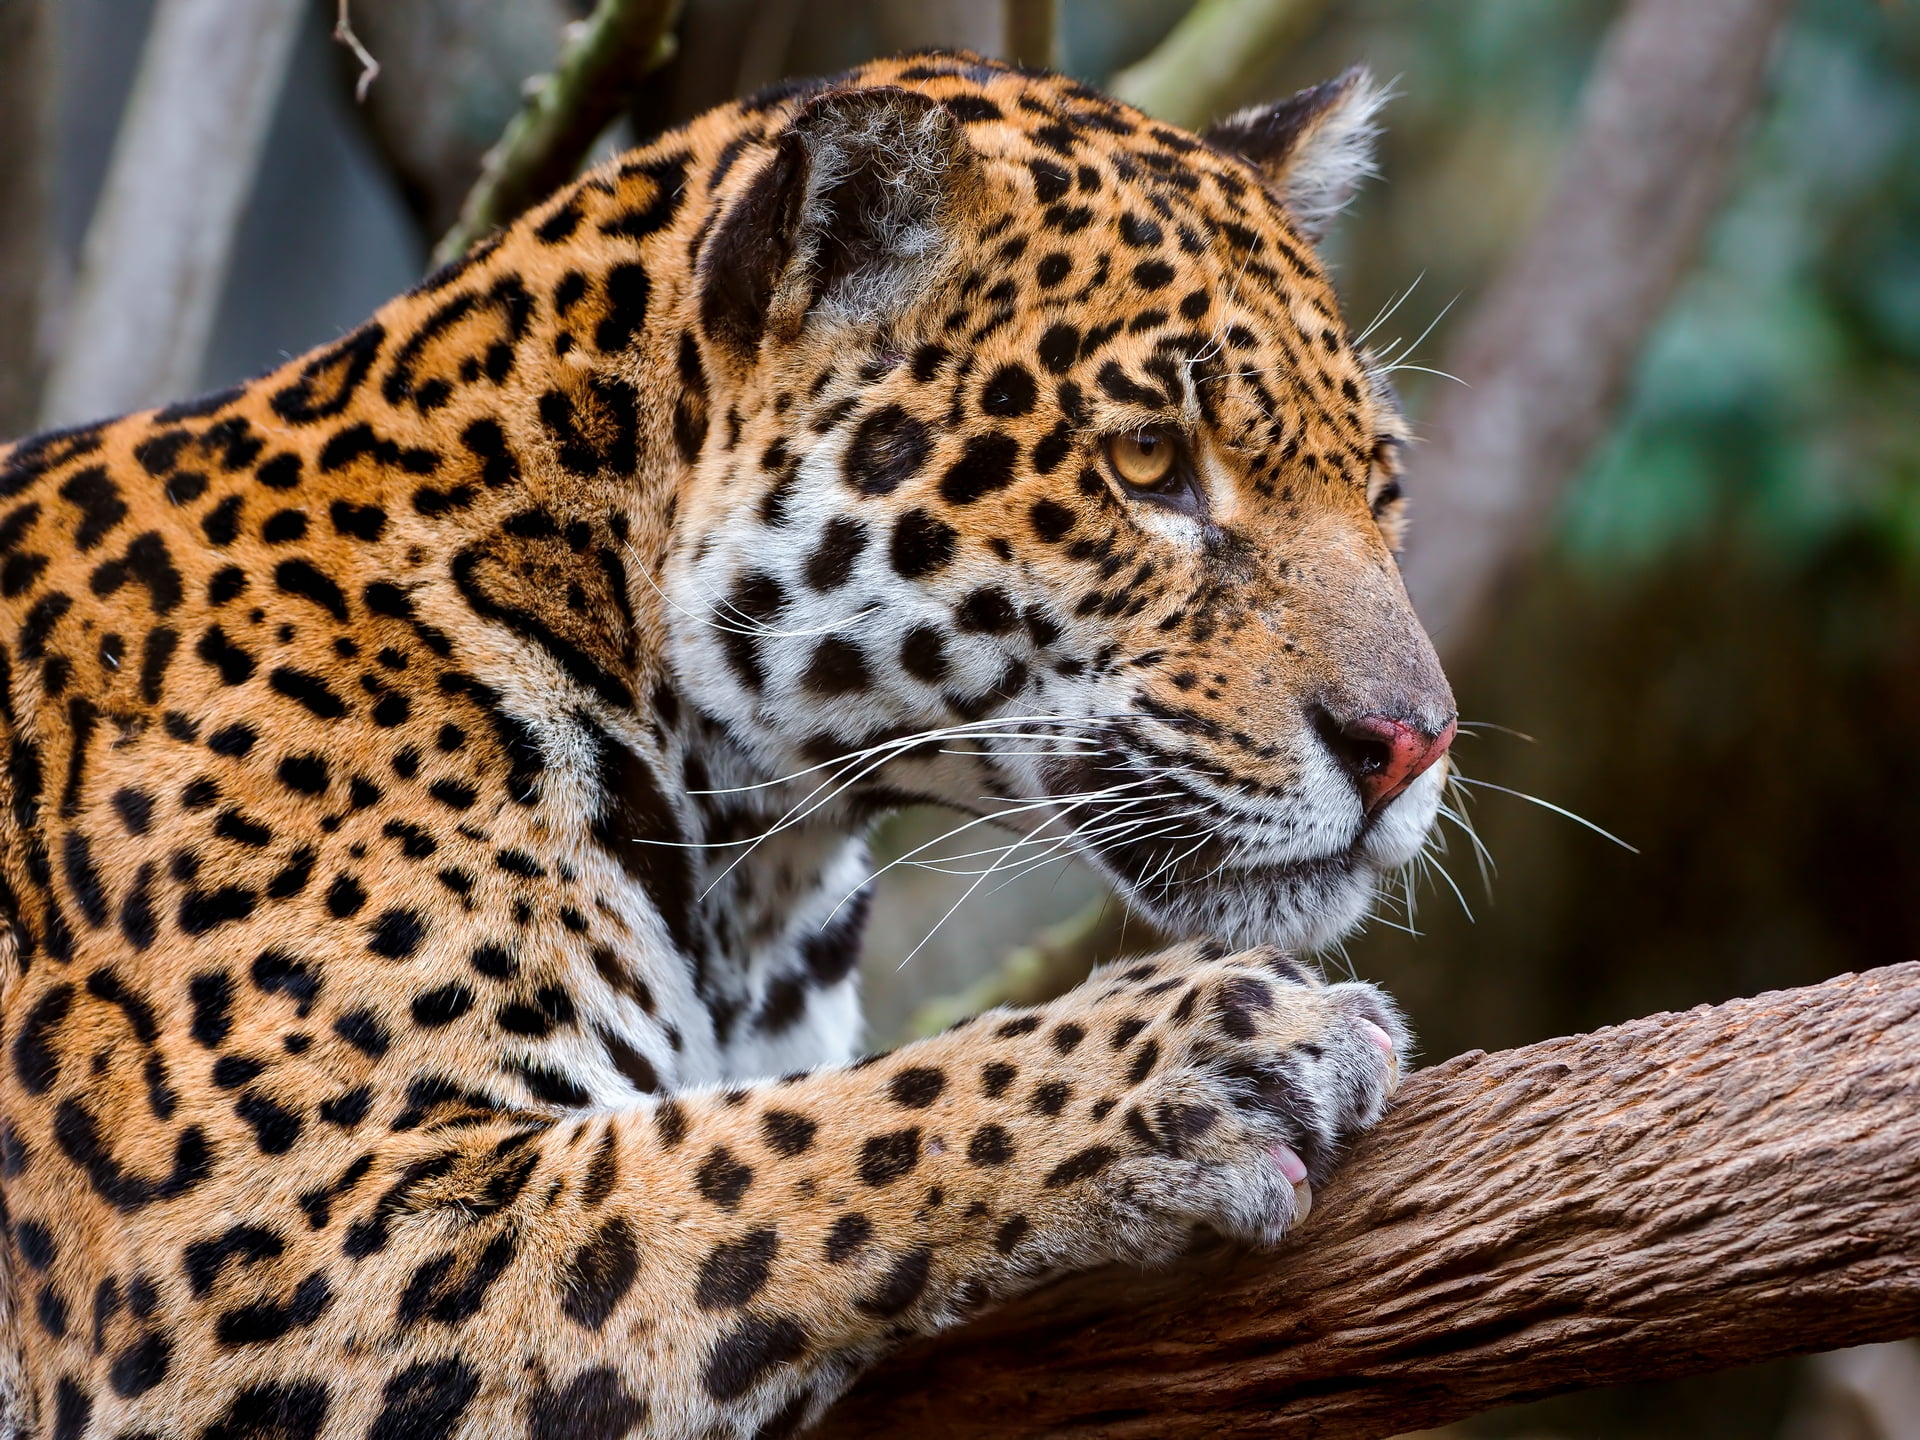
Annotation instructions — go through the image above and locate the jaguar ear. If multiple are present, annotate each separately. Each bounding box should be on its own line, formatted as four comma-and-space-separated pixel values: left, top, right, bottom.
700, 86, 978, 359
1203, 67, 1388, 242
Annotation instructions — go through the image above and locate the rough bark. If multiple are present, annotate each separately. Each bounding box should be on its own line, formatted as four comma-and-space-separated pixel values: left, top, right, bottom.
38, 0, 304, 427
820, 962, 1920, 1438
1401, 0, 1796, 656
0, 0, 51, 438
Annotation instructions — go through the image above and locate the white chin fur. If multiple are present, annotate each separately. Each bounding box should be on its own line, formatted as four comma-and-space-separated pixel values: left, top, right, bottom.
1359, 757, 1448, 871
1106, 759, 1447, 953
1122, 862, 1373, 953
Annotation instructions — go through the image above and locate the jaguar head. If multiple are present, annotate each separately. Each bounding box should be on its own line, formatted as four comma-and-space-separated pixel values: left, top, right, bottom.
671, 57, 1453, 952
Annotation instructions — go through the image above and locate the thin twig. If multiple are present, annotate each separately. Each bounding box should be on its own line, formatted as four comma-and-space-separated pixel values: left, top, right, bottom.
332, 0, 380, 103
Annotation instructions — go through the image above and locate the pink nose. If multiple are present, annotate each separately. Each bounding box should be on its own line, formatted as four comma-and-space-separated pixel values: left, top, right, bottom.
1325, 714, 1456, 815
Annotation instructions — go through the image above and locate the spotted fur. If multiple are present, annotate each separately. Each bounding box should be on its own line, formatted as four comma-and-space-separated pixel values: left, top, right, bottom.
0, 54, 1449, 1438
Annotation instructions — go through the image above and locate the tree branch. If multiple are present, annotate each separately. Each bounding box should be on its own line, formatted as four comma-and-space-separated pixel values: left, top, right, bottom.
1401, 0, 1796, 656
1002, 0, 1057, 71
335, 0, 579, 240
1108, 0, 1334, 131
820, 963, 1920, 1438
431, 0, 684, 267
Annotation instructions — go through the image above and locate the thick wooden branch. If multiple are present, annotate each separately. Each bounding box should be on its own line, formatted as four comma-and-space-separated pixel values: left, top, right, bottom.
820, 963, 1920, 1438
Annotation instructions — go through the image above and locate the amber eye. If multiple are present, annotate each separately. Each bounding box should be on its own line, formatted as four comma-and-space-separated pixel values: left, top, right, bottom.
1106, 429, 1177, 490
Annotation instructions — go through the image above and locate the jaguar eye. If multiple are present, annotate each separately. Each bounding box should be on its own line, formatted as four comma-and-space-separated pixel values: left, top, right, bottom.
1106, 429, 1178, 490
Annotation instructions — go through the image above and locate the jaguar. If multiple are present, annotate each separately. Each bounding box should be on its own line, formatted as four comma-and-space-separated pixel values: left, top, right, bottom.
0, 51, 1454, 1438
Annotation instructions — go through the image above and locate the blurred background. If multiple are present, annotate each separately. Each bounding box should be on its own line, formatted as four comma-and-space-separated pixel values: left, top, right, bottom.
2, 0, 1916, 1435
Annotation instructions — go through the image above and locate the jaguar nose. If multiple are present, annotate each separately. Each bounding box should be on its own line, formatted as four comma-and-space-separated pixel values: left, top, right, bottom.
1319, 712, 1457, 815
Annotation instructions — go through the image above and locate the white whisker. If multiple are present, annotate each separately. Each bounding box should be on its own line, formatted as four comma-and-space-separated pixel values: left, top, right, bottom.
1377, 363, 1466, 386
890, 793, 1168, 875
837, 779, 1162, 920
1451, 777, 1638, 853
689, 716, 1126, 797
1353, 271, 1424, 348
1454, 720, 1537, 743
892, 801, 1095, 971
1369, 291, 1455, 370
1420, 847, 1476, 922
628, 539, 883, 641
689, 721, 1125, 890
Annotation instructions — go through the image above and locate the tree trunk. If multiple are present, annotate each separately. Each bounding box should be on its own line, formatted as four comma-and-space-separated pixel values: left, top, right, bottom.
819, 962, 1920, 1438
871, 0, 1002, 58
38, 0, 303, 427
0, 0, 52, 437
1400, 0, 1796, 656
